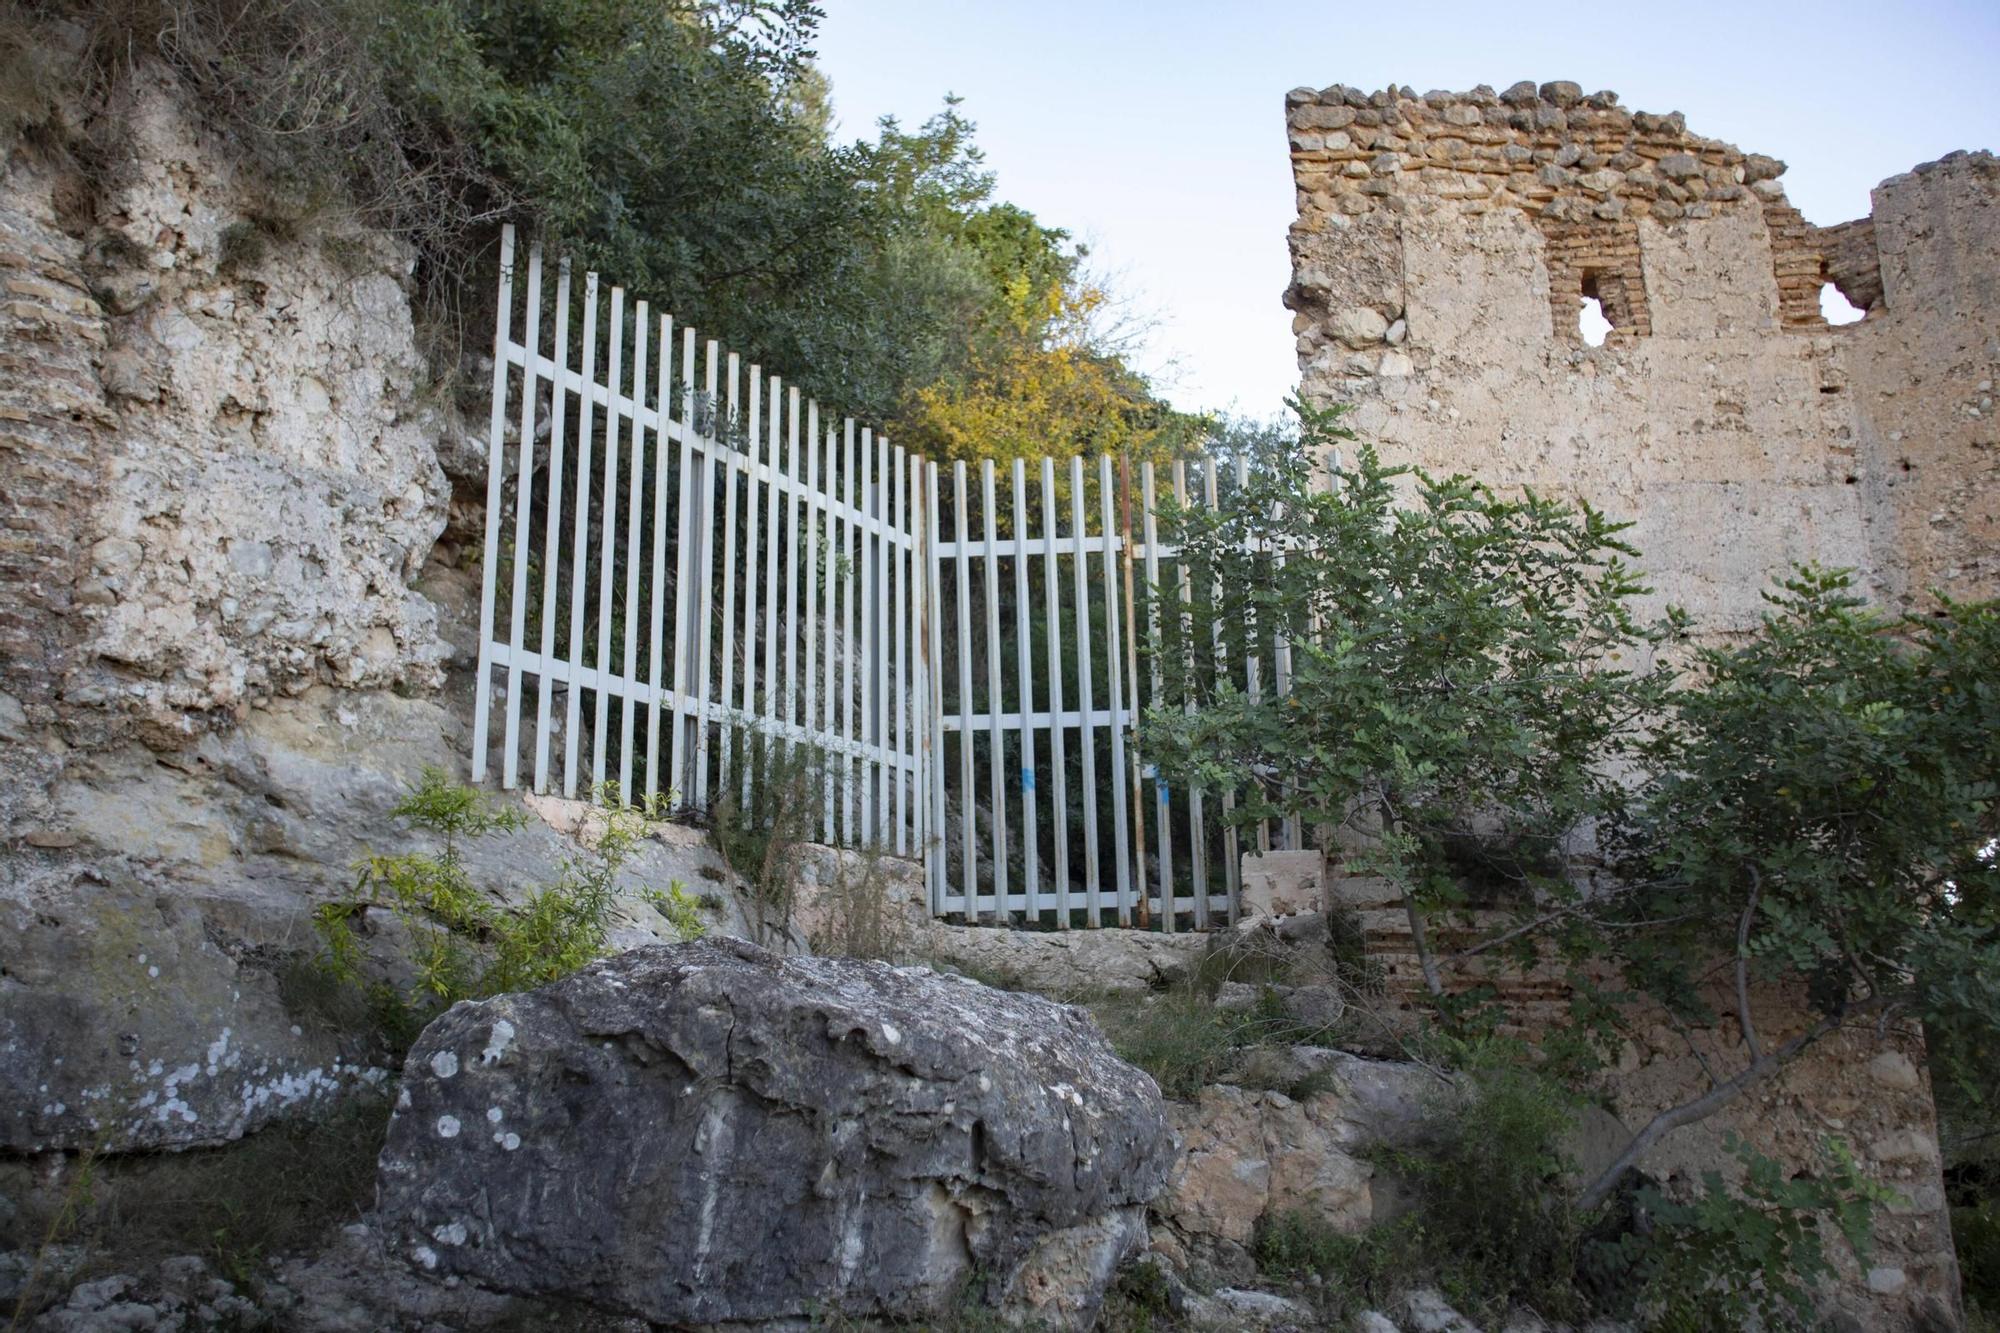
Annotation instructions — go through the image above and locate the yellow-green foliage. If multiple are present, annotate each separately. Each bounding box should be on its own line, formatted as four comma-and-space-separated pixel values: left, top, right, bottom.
313, 768, 703, 1029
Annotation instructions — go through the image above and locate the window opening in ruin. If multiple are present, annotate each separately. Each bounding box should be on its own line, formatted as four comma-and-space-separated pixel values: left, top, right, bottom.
1577, 272, 1615, 346
1821, 281, 1865, 326
1579, 296, 1611, 346
1578, 284, 1612, 347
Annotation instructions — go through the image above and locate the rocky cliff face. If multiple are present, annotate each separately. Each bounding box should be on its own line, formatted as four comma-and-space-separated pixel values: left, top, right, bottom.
1, 59, 448, 754
0, 50, 752, 1164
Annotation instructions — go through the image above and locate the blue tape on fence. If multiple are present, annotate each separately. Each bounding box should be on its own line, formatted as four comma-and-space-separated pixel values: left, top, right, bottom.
1021, 768, 1036, 791
1156, 779, 1170, 800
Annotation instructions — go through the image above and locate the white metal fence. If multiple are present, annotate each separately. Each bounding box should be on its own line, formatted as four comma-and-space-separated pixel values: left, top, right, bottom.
472, 227, 1297, 929
470, 227, 926, 856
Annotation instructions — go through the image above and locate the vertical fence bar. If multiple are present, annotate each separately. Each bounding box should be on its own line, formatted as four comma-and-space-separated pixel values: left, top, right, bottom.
1142, 459, 1173, 930
755, 374, 781, 805
645, 313, 674, 802
926, 460, 948, 911
471, 225, 514, 785
692, 340, 720, 809
1207, 457, 1240, 920
1010, 458, 1040, 919
501, 244, 542, 791
877, 431, 893, 850
717, 354, 743, 804
1070, 456, 1102, 925
561, 272, 598, 799
590, 286, 625, 794
842, 422, 858, 843
533, 255, 571, 794
893, 444, 910, 856
857, 427, 875, 845
802, 401, 821, 826
1040, 458, 1071, 927
1235, 455, 1268, 855
1271, 485, 1300, 852
617, 300, 649, 800
1174, 460, 1209, 929
823, 420, 841, 842
980, 459, 1008, 914
954, 460, 976, 912
1118, 455, 1148, 928
1102, 455, 1134, 925
783, 388, 802, 746
669, 328, 698, 808
737, 367, 762, 808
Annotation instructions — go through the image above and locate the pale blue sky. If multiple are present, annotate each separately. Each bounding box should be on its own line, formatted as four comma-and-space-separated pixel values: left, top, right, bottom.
815, 0, 2000, 415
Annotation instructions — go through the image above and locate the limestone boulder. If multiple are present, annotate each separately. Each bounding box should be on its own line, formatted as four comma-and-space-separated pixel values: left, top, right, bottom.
375, 939, 1175, 1327
1154, 1051, 1444, 1251
920, 922, 1207, 998
1157, 1085, 1374, 1246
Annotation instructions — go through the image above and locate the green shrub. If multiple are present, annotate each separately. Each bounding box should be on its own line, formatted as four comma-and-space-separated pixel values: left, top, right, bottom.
1384, 1055, 1588, 1321
1959, 1196, 2000, 1318
1590, 1135, 1896, 1330
1090, 971, 1345, 1101
313, 768, 700, 1031
1253, 1208, 1418, 1317
709, 739, 828, 945
1244, 1051, 1584, 1322
1091, 989, 1257, 1101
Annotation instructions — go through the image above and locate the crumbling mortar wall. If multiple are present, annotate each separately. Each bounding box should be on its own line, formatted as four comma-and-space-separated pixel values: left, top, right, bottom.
1287, 79, 1996, 636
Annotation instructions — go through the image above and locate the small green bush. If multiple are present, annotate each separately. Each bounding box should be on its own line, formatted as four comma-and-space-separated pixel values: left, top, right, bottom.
1592, 1135, 1897, 1331
1253, 1208, 1418, 1317
1959, 1197, 2000, 1318
1381, 1055, 1589, 1321
313, 768, 701, 1032
1091, 977, 1343, 1102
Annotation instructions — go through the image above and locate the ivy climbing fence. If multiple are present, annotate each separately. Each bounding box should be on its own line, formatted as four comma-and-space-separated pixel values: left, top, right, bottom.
471, 226, 1301, 930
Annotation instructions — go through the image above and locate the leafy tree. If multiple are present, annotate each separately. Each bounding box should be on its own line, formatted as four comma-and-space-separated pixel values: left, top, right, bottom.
1144, 400, 2000, 1224
1583, 570, 2000, 1208
1592, 1135, 1895, 1329
1143, 399, 1677, 994
50, 0, 1185, 442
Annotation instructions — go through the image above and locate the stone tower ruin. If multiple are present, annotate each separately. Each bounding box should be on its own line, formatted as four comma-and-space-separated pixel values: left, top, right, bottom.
1284, 80, 1997, 1329
1285, 80, 1997, 636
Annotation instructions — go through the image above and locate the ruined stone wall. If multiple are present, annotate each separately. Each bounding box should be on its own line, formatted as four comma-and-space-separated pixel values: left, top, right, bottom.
1285, 92, 1991, 1323
1839, 153, 2000, 612
1286, 80, 1997, 635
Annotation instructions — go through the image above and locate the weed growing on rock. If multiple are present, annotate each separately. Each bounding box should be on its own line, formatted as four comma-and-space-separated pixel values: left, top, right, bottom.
710, 739, 830, 945
1241, 1043, 1588, 1323
1092, 982, 1340, 1101
1252, 1208, 1415, 1319
312, 768, 699, 1031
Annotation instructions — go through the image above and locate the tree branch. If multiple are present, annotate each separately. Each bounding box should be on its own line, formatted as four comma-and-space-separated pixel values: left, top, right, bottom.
1578, 998, 1884, 1213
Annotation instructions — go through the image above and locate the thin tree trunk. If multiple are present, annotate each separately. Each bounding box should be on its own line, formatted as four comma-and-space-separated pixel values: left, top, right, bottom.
1405, 892, 1445, 998
1577, 1016, 1835, 1213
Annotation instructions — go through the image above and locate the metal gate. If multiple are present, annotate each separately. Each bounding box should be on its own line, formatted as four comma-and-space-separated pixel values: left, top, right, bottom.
472, 229, 1287, 929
